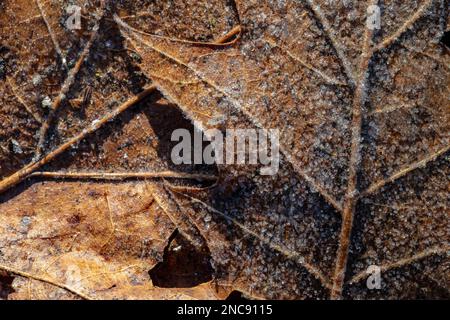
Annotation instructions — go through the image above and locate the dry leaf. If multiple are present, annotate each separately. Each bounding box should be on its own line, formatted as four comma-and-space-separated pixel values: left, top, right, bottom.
116, 0, 450, 299
0, 181, 173, 299
0, 0, 219, 300
0, 0, 448, 300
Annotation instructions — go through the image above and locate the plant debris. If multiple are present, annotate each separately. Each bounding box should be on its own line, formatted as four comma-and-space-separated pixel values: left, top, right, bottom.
0, 0, 448, 300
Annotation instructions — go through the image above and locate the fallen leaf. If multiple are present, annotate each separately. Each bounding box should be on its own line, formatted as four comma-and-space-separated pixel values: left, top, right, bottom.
0, 0, 219, 300
116, 0, 450, 299
0, 0, 448, 300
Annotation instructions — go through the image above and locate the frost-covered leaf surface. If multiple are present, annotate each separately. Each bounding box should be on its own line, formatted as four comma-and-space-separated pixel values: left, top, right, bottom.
116, 0, 449, 299
0, 0, 449, 300
0, 0, 219, 300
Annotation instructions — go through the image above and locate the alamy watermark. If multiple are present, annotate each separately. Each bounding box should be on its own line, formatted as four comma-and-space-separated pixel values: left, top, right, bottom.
65, 5, 82, 30
171, 128, 280, 175
366, 265, 382, 290
367, 4, 381, 31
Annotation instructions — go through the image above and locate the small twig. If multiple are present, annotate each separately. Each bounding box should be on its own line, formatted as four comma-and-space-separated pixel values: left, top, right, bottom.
214, 25, 242, 44
35, 0, 67, 67
0, 85, 157, 195
0, 18, 239, 195
29, 171, 217, 182
114, 14, 241, 47
34, 1, 107, 159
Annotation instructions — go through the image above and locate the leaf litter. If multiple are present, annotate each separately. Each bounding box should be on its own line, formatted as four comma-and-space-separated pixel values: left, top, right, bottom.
0, 0, 449, 299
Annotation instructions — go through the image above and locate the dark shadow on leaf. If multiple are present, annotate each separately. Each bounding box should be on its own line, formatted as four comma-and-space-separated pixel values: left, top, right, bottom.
142, 100, 219, 188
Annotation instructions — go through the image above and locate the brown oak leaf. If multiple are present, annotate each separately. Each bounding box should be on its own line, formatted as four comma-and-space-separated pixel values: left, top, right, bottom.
0, 0, 448, 300
0, 0, 220, 300
115, 0, 449, 299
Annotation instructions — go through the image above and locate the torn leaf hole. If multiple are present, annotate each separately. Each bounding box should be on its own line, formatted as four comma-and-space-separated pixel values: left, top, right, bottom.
149, 229, 213, 288
441, 31, 450, 48
225, 290, 246, 300
0, 271, 15, 299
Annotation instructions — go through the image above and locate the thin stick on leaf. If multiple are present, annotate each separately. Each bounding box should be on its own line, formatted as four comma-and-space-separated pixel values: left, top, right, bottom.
0, 85, 157, 195
0, 23, 240, 195
34, 1, 107, 159
214, 25, 242, 44
35, 0, 67, 67
29, 171, 217, 182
